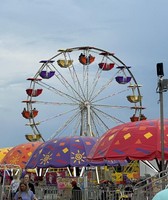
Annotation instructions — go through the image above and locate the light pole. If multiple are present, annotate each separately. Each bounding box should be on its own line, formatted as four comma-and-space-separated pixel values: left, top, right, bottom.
156, 63, 168, 189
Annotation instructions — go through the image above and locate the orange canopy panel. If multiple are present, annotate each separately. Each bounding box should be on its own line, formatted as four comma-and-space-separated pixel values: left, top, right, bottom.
0, 147, 12, 163
1, 142, 42, 169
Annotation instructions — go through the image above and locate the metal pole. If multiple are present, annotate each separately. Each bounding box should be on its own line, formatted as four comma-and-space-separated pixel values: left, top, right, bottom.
1, 167, 6, 200
159, 79, 165, 189
156, 63, 167, 189
160, 83, 165, 171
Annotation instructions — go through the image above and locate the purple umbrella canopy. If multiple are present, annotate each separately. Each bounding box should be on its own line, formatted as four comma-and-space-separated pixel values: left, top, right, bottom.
25, 136, 127, 169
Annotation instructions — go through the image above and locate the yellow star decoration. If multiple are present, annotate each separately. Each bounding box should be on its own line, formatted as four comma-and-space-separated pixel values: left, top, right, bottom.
71, 150, 86, 164
40, 152, 52, 165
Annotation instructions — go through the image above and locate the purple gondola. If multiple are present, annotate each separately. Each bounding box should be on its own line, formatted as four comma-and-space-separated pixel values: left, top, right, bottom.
39, 71, 55, 79
115, 76, 131, 84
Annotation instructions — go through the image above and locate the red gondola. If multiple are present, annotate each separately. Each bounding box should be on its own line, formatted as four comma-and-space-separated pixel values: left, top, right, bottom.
130, 115, 139, 122
26, 89, 43, 97
140, 114, 147, 121
98, 63, 115, 71
130, 114, 147, 122
79, 53, 95, 65
22, 108, 38, 119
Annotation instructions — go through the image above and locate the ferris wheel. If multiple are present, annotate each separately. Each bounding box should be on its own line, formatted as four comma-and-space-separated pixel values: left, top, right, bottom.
22, 46, 146, 142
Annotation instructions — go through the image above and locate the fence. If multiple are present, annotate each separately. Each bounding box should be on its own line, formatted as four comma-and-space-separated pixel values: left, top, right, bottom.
0, 185, 133, 200
132, 169, 168, 200
35, 186, 126, 200
1, 169, 168, 200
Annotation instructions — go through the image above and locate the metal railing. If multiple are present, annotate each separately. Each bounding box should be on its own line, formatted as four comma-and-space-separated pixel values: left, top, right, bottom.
0, 185, 133, 200
36, 187, 122, 200
132, 169, 168, 200
1, 169, 168, 200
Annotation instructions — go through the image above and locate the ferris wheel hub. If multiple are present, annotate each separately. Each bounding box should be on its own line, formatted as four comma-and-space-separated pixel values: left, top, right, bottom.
79, 101, 91, 110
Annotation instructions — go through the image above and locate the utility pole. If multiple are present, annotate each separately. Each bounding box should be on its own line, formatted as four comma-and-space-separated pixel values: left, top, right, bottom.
156, 63, 168, 189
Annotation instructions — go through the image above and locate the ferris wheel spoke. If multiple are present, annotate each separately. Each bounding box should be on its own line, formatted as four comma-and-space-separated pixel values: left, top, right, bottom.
55, 50, 86, 100
91, 109, 110, 130
89, 71, 120, 102
92, 106, 125, 124
88, 56, 123, 101
39, 107, 79, 123
34, 101, 78, 106
92, 88, 130, 104
88, 67, 103, 100
36, 81, 81, 103
51, 63, 86, 101
93, 104, 131, 109
49, 109, 81, 139
81, 65, 89, 100
90, 112, 101, 137
66, 52, 87, 100
72, 117, 81, 136
87, 59, 117, 100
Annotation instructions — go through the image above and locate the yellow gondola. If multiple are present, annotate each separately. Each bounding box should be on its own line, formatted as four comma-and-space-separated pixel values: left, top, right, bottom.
57, 59, 73, 68
25, 134, 42, 142
127, 95, 142, 103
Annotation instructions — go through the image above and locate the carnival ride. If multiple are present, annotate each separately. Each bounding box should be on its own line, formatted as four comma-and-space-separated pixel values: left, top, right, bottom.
21, 46, 146, 142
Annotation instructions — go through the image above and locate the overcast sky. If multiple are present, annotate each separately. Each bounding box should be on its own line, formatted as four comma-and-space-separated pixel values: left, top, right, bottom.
1, 0, 168, 148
